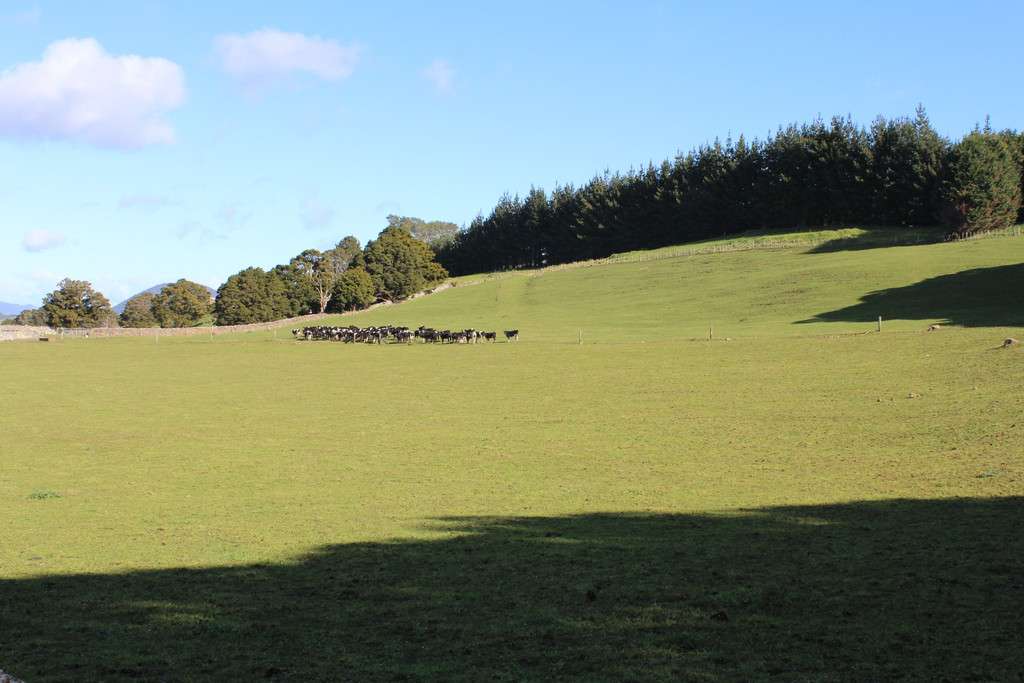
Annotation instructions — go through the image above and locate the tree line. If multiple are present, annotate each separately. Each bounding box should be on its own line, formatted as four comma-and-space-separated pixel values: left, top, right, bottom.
3, 219, 449, 329
434, 108, 1024, 275
213, 219, 447, 325
7, 109, 1023, 327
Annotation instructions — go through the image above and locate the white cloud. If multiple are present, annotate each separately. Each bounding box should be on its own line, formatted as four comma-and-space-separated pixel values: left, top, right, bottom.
422, 59, 455, 94
301, 198, 335, 230
0, 38, 185, 148
215, 29, 360, 85
22, 229, 65, 252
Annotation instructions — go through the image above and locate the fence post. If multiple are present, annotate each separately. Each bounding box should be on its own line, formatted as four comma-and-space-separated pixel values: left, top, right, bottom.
877, 316, 882, 333
709, 325, 713, 341
578, 329, 582, 345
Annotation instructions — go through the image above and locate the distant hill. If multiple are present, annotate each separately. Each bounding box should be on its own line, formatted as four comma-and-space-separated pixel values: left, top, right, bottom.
0, 301, 32, 316
114, 283, 217, 314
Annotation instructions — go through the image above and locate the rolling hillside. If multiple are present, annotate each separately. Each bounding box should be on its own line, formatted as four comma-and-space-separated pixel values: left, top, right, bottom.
1, 228, 1022, 681
314, 227, 1024, 341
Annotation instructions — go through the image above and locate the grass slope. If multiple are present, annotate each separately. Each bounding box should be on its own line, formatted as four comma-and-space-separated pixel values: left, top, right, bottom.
1, 229, 1022, 681
317, 227, 1024, 341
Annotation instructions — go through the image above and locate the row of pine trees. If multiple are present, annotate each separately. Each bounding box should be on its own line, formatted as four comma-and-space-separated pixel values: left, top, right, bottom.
435, 109, 1024, 276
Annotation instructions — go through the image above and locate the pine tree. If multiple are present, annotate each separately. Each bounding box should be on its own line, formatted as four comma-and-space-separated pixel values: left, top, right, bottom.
942, 129, 1022, 236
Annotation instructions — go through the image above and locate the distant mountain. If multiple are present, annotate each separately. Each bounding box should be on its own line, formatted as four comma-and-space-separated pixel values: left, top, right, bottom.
114, 283, 217, 314
0, 301, 32, 316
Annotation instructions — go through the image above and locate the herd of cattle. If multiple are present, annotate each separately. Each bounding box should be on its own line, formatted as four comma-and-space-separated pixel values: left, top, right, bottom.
292, 325, 520, 344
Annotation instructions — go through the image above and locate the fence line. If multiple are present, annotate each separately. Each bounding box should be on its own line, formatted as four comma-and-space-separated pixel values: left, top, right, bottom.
457, 226, 1024, 286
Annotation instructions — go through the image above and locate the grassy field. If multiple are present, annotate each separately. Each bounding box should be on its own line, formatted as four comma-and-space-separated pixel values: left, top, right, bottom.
1, 229, 1023, 680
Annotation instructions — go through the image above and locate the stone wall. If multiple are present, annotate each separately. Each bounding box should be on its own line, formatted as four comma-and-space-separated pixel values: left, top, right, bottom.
0, 313, 334, 340
0, 281, 453, 341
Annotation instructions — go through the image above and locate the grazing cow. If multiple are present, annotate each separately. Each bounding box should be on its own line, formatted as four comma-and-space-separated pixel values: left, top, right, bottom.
293, 323, 517, 347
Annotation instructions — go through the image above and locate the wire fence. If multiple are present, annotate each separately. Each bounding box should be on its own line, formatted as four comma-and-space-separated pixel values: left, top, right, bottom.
5, 229, 1020, 344
0, 284, 457, 343
457, 225, 1024, 285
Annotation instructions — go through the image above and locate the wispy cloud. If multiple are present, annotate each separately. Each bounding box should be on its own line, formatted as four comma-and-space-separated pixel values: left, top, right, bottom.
301, 198, 335, 230
0, 38, 185, 149
217, 203, 253, 229
422, 59, 455, 95
176, 220, 229, 243
1, 6, 41, 26
214, 29, 361, 87
22, 229, 65, 252
118, 194, 181, 211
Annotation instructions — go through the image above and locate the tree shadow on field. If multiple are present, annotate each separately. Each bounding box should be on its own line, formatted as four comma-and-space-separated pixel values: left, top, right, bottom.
2, 498, 1022, 682
804, 227, 946, 254
803, 263, 1024, 327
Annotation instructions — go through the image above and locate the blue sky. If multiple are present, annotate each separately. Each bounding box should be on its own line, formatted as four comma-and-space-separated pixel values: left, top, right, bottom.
1, 0, 1022, 305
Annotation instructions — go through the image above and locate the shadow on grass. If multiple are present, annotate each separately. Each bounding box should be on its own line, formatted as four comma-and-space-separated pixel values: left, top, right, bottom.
803, 263, 1024, 327
2, 498, 1022, 681
804, 227, 947, 254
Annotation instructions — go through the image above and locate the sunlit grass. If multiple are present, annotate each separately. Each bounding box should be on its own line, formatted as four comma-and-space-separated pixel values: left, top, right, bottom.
1, 229, 1022, 680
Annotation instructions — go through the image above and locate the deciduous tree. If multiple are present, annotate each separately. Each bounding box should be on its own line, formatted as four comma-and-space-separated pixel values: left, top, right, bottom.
357, 226, 449, 300
331, 267, 376, 311
290, 249, 337, 314
151, 279, 213, 328
41, 279, 114, 328
10, 308, 49, 326
214, 268, 292, 325
118, 292, 159, 328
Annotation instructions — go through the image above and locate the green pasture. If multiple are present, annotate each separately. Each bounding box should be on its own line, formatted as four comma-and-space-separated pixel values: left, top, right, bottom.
1, 229, 1022, 680
328, 227, 1024, 341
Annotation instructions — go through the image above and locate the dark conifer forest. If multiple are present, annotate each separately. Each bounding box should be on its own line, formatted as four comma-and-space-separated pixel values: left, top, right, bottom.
435, 109, 1024, 275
